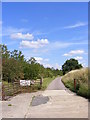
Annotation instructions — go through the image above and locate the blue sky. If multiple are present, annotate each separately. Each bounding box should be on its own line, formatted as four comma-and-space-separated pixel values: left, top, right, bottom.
2, 2, 88, 69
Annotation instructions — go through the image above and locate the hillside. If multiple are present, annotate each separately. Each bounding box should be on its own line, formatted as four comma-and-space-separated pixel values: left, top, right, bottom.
62, 68, 90, 98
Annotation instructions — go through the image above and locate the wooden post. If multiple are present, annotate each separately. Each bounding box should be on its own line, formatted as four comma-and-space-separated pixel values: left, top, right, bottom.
74, 79, 76, 91
2, 83, 5, 101
40, 78, 42, 88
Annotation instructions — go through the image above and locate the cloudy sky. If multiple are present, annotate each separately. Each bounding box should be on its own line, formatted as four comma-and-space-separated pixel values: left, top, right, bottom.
2, 2, 88, 69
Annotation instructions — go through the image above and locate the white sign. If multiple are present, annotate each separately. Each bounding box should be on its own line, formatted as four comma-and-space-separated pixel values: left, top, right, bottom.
20, 80, 30, 86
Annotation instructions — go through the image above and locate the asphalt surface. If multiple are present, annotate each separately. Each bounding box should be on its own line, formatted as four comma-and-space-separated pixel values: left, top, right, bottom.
31, 95, 49, 106
47, 77, 72, 93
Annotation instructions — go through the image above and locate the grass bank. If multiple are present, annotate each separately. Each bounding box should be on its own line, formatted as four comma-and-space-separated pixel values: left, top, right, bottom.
62, 68, 90, 98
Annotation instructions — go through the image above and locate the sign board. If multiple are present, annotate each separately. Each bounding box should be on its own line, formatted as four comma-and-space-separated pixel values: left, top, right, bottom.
20, 80, 31, 86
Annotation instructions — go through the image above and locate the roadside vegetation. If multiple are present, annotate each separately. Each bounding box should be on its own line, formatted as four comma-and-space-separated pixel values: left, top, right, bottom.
1, 44, 88, 99
1, 44, 62, 99
62, 68, 90, 98
1, 44, 62, 82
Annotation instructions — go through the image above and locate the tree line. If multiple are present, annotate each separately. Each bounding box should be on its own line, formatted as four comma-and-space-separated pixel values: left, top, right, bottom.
1, 44, 63, 82
1, 44, 83, 83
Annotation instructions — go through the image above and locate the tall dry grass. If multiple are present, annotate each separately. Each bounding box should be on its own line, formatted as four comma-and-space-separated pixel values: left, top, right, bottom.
62, 68, 89, 98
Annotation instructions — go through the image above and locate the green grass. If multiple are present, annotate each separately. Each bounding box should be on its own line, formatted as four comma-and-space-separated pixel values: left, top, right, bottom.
62, 68, 89, 98
8, 104, 12, 106
41, 76, 56, 90
30, 95, 35, 106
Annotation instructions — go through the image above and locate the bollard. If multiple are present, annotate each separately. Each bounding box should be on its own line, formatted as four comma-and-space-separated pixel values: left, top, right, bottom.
74, 79, 76, 91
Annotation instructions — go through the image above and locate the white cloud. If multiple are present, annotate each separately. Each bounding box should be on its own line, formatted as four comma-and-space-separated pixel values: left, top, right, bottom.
34, 57, 43, 63
43, 63, 61, 70
54, 63, 61, 70
78, 59, 87, 67
63, 50, 85, 56
81, 62, 87, 67
33, 57, 61, 69
43, 63, 52, 68
2, 26, 27, 36
64, 22, 87, 29
34, 57, 51, 68
20, 39, 49, 49
10, 32, 34, 40
34, 57, 49, 64
74, 56, 83, 60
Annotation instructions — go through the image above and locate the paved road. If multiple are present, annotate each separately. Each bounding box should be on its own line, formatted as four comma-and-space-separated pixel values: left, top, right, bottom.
47, 77, 72, 93
2, 90, 88, 118
47, 77, 66, 90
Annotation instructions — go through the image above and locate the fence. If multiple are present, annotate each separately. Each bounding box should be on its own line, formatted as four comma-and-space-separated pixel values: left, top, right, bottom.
2, 79, 41, 101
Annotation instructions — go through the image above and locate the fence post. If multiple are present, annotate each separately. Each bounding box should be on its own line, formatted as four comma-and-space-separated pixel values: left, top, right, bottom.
2, 83, 5, 100
40, 79, 42, 87
74, 79, 76, 91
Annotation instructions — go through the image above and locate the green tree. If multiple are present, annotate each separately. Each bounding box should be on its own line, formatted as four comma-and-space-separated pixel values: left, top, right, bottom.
11, 50, 24, 61
24, 58, 43, 80
1, 44, 10, 59
28, 57, 36, 64
2, 58, 24, 82
1, 44, 63, 82
62, 58, 82, 75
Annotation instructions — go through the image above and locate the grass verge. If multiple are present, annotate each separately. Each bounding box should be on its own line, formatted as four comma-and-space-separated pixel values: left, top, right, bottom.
62, 68, 90, 98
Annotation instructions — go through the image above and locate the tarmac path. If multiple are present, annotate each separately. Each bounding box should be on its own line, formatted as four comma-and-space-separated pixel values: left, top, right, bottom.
47, 77, 72, 93
47, 77, 65, 90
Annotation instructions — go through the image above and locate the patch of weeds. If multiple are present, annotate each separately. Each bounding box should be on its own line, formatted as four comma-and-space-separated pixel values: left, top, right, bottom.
30, 95, 35, 106
8, 104, 12, 106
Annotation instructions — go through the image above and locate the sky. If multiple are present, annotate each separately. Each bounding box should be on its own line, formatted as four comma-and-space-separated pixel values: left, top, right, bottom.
2, 2, 88, 69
